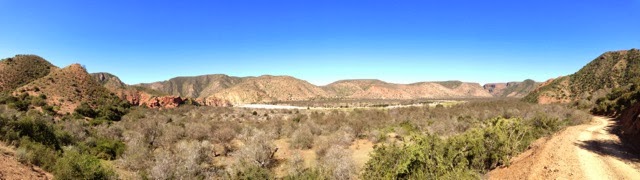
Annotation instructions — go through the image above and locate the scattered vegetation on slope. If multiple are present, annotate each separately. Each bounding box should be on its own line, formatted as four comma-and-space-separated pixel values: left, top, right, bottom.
0, 55, 56, 93
524, 49, 640, 106
14, 64, 130, 120
0, 106, 120, 179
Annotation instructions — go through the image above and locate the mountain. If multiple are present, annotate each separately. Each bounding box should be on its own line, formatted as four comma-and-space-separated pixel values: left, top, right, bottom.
524, 49, 640, 104
138, 74, 243, 99
523, 48, 640, 150
92, 72, 127, 91
483, 79, 539, 98
140, 75, 496, 105
0, 55, 56, 93
91, 73, 205, 108
323, 80, 492, 99
14, 64, 124, 114
211, 75, 329, 104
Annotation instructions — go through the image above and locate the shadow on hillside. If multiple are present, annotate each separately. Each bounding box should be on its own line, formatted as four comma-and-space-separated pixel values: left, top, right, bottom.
576, 140, 640, 162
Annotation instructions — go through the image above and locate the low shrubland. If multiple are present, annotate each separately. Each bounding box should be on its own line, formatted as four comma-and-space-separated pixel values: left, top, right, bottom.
0, 98, 591, 179
0, 107, 119, 179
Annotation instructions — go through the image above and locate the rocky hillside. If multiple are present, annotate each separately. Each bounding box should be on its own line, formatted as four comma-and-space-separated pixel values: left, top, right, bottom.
92, 72, 127, 91
90, 73, 215, 108
523, 48, 640, 150
323, 80, 492, 100
0, 55, 56, 93
139, 74, 243, 98
483, 79, 539, 98
524, 49, 640, 104
140, 76, 495, 105
211, 75, 329, 104
13, 64, 125, 114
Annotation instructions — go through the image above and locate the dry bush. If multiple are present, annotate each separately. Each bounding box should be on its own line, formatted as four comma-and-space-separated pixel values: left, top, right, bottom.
149, 140, 212, 179
155, 122, 185, 149
185, 122, 211, 141
320, 146, 356, 180
332, 126, 355, 147
173, 140, 211, 179
150, 149, 175, 179
119, 131, 151, 171
58, 119, 89, 141
290, 124, 314, 149
315, 127, 355, 158
314, 136, 331, 158
232, 129, 278, 168
212, 126, 236, 144
288, 151, 305, 176
367, 129, 385, 144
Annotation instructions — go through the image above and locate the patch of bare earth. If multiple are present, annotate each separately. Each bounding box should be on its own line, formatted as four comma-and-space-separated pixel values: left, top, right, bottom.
0, 143, 52, 180
488, 117, 640, 180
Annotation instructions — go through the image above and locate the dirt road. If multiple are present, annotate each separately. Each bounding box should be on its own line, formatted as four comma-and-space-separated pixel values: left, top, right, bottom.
488, 116, 640, 180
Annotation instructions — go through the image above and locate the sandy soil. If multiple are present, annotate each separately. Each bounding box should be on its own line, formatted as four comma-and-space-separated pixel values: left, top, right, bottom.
0, 143, 53, 180
488, 117, 640, 180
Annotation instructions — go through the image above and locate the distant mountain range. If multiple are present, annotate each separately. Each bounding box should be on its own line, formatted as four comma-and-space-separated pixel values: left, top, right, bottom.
137, 74, 538, 105
0, 54, 539, 112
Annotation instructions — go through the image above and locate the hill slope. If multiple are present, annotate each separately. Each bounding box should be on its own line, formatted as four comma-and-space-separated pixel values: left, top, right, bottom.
14, 64, 125, 114
138, 74, 243, 99
211, 75, 329, 104
524, 49, 640, 104
523, 48, 640, 150
0, 55, 56, 93
323, 80, 492, 99
141, 76, 495, 105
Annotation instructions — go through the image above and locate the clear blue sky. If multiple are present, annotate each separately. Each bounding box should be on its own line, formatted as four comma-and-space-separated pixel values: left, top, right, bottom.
1, 0, 639, 85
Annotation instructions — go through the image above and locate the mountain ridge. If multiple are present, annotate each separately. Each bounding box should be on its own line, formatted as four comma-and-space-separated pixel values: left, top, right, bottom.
0, 54, 540, 108
138, 75, 538, 104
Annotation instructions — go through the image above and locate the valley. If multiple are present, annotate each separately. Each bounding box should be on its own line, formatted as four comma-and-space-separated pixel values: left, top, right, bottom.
0, 49, 639, 179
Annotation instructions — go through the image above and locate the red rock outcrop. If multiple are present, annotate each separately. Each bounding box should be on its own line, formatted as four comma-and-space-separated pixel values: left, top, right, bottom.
145, 96, 184, 108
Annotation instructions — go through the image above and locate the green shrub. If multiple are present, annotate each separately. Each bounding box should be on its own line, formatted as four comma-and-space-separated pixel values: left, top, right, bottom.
42, 105, 56, 116
75, 98, 130, 121
75, 102, 97, 118
12, 117, 61, 149
84, 138, 126, 160
229, 163, 273, 180
9, 99, 29, 111
30, 96, 47, 107
283, 168, 327, 180
53, 150, 117, 180
362, 118, 536, 179
17, 138, 59, 171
